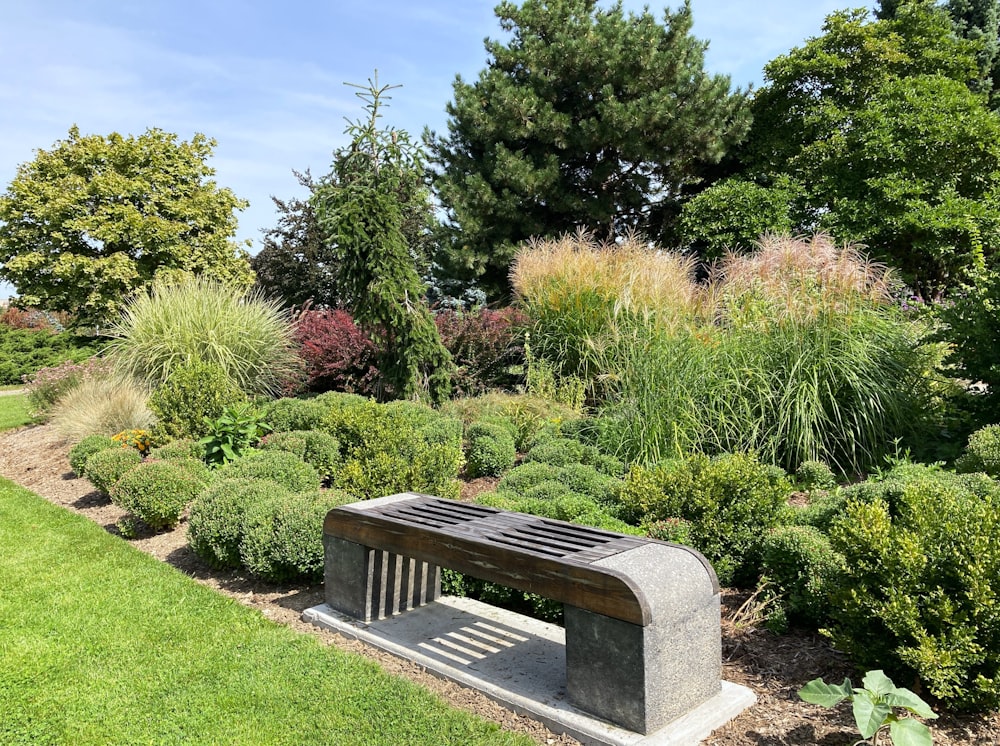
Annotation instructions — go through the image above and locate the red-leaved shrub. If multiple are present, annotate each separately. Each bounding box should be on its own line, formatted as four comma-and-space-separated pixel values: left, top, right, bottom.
434, 307, 527, 396
293, 309, 381, 396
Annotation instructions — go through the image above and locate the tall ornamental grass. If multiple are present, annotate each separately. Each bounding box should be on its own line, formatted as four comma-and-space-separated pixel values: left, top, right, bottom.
106, 277, 301, 396
50, 375, 154, 443
514, 233, 937, 474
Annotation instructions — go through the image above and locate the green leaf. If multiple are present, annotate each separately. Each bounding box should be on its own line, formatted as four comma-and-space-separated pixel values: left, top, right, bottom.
888, 716, 934, 746
852, 692, 892, 739
884, 688, 938, 719
798, 677, 853, 708
862, 669, 895, 696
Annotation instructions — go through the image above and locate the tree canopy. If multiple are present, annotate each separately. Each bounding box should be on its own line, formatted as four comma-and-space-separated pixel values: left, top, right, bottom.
0, 126, 253, 325
428, 0, 750, 299
684, 3, 1000, 296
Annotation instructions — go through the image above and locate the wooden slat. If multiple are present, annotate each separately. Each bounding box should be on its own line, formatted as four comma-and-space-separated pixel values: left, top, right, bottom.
325, 499, 652, 625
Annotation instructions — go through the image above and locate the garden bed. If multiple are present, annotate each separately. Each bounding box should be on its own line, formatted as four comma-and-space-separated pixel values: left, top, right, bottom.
2, 422, 996, 745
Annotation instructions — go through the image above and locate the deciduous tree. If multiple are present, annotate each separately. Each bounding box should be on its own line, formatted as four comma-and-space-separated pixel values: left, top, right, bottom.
0, 126, 253, 325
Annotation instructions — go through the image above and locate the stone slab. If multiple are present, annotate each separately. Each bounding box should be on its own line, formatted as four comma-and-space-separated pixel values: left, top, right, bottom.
303, 597, 755, 746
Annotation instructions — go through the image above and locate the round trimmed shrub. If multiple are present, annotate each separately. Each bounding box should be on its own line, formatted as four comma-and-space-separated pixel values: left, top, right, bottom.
559, 462, 622, 504
262, 397, 328, 433
214, 450, 321, 492
84, 447, 143, 495
187, 478, 291, 569
148, 438, 205, 462
149, 359, 246, 441
466, 421, 516, 478
157, 456, 212, 485
110, 461, 206, 530
956, 424, 1000, 477
760, 525, 845, 627
496, 461, 561, 494
524, 437, 587, 467
795, 460, 837, 490
261, 430, 342, 481
69, 434, 117, 477
240, 488, 356, 582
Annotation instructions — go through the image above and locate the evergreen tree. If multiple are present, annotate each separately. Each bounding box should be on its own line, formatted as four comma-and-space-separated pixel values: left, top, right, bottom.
428, 0, 750, 300
313, 78, 452, 403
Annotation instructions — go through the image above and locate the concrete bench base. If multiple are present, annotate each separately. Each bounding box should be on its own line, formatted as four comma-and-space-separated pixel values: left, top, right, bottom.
303, 596, 756, 746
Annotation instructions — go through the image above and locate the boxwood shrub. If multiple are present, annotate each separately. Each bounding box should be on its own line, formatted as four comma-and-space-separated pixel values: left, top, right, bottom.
68, 434, 117, 477
760, 524, 845, 627
187, 478, 292, 569
110, 461, 207, 530
84, 447, 143, 495
260, 430, 342, 481
827, 468, 1000, 711
465, 421, 516, 478
240, 488, 356, 582
214, 450, 321, 493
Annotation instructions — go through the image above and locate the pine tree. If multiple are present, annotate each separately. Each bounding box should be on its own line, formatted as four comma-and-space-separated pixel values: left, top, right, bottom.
427, 0, 750, 300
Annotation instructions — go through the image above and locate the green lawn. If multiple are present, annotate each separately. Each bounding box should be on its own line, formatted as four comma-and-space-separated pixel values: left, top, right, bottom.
0, 393, 31, 431
0, 479, 530, 745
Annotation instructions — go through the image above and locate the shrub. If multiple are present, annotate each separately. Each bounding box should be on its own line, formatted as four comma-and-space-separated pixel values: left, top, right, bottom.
240, 488, 356, 582
23, 357, 109, 418
106, 276, 302, 396
440, 393, 582, 451
644, 517, 693, 545
524, 437, 586, 467
292, 308, 381, 396
323, 399, 462, 500
496, 461, 562, 494
558, 462, 622, 504
795, 460, 837, 490
261, 397, 328, 432
187, 478, 292, 569
260, 430, 342, 481
0, 324, 97, 386
760, 525, 845, 627
791, 489, 854, 533
617, 453, 792, 586
434, 306, 527, 396
149, 359, 246, 441
68, 434, 118, 476
955, 424, 1000, 476
147, 438, 205, 462
827, 472, 1000, 711
50, 374, 154, 443
84, 447, 142, 495
214, 450, 321, 493
110, 461, 207, 530
0, 306, 69, 331
465, 421, 516, 478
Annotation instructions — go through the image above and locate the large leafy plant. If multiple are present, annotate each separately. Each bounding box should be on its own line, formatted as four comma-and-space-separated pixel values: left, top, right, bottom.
799, 670, 937, 746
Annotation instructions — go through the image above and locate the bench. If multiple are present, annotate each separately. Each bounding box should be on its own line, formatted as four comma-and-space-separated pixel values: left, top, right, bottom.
322, 492, 722, 735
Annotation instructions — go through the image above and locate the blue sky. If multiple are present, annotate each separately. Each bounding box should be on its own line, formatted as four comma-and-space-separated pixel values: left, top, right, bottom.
0, 0, 873, 301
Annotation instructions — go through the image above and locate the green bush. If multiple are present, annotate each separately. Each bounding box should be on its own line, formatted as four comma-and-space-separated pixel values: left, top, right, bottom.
644, 517, 693, 544
106, 276, 301, 396
828, 472, 1000, 711
260, 430, 342, 481
791, 490, 854, 533
524, 437, 586, 467
465, 421, 516, 478
617, 452, 792, 586
68, 434, 117, 477
262, 397, 329, 433
214, 450, 321, 493
110, 461, 207, 530
158, 457, 212, 484
84, 447, 143, 495
323, 399, 462, 500
149, 359, 246, 441
187, 478, 291, 569
496, 461, 561, 494
440, 393, 582, 451
148, 438, 205, 462
795, 460, 837, 491
240, 488, 356, 582
553, 462, 621, 504
760, 525, 845, 627
955, 424, 1000, 476
0, 326, 97, 386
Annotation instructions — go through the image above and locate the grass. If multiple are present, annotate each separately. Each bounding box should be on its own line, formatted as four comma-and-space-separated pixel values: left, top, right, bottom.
0, 478, 530, 746
0, 394, 31, 431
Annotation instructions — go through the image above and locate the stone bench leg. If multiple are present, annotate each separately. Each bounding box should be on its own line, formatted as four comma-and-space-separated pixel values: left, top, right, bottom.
323, 534, 440, 622
564, 543, 722, 734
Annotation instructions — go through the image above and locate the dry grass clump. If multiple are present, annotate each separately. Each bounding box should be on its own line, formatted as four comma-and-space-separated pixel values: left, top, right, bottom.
51, 375, 154, 443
